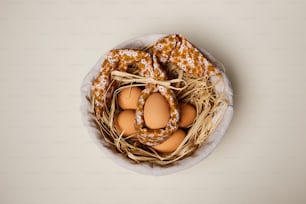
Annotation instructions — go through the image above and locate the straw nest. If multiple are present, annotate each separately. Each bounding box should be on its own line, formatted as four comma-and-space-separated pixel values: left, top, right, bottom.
89, 53, 229, 166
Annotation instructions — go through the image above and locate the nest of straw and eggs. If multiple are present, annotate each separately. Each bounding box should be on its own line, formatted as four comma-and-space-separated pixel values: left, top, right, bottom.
90, 60, 228, 166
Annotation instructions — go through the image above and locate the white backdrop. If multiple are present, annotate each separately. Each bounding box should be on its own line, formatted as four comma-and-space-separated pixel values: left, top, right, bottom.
0, 0, 305, 203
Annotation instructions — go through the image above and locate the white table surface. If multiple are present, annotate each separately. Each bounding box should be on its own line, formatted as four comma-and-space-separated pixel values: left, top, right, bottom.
1, 0, 305, 203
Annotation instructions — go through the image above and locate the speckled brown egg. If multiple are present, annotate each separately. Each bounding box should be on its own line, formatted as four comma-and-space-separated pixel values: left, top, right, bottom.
144, 93, 170, 129
153, 129, 186, 153
179, 103, 196, 128
118, 87, 142, 110
116, 110, 136, 136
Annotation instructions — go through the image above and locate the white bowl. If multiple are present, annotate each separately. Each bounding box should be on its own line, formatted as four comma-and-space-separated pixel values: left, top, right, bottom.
80, 34, 234, 176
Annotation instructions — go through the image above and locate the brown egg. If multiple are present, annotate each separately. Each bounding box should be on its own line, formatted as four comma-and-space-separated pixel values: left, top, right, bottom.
144, 93, 170, 129
116, 110, 136, 136
118, 87, 142, 110
179, 103, 196, 128
153, 129, 186, 153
